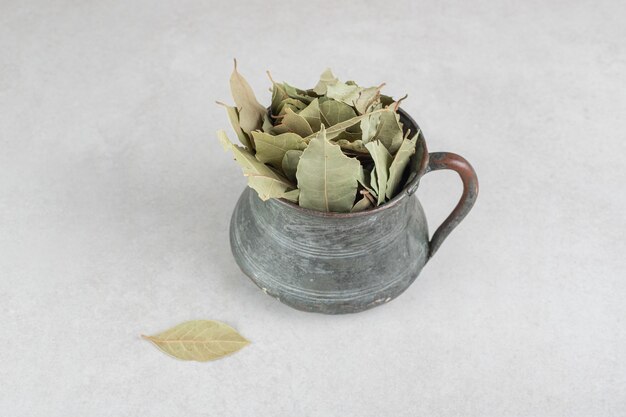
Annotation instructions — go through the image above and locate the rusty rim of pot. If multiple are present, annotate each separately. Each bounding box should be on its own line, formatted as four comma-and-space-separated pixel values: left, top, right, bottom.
273, 108, 430, 218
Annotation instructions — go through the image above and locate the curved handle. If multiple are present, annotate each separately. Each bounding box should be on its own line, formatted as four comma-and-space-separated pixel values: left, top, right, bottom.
424, 152, 479, 258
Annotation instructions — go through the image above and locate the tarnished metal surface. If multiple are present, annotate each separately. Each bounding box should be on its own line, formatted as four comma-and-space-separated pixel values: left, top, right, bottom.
229, 109, 478, 314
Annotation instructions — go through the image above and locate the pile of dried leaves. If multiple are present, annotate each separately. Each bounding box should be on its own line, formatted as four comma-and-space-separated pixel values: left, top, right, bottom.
217, 61, 420, 213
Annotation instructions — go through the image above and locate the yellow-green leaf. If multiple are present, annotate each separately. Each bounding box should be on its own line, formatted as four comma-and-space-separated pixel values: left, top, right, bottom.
218, 130, 295, 200
281, 108, 314, 137
230, 60, 266, 134
298, 98, 321, 131
142, 320, 249, 362
320, 99, 357, 127
251, 131, 307, 168
351, 195, 373, 212
326, 81, 362, 106
216, 102, 254, 150
365, 140, 392, 205
312, 68, 338, 95
386, 133, 418, 199
296, 126, 362, 212
282, 149, 303, 183
372, 109, 404, 154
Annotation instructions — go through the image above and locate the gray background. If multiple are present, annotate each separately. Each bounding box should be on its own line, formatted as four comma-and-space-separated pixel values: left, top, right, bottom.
1, 0, 625, 416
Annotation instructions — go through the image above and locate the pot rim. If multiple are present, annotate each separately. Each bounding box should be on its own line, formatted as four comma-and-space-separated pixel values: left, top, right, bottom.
272, 107, 429, 218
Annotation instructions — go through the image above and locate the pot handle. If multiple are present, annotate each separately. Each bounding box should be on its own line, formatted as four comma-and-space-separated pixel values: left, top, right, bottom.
422, 152, 479, 258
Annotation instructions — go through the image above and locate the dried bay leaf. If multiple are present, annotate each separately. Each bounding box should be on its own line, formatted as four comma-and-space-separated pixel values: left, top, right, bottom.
354, 84, 384, 115
277, 98, 307, 116
142, 320, 249, 362
282, 149, 303, 183
298, 98, 321, 131
296, 126, 362, 212
320, 99, 357, 127
216, 102, 254, 150
304, 108, 386, 142
218, 130, 295, 200
282, 108, 314, 137
386, 133, 418, 199
326, 81, 362, 106
283, 188, 300, 203
365, 140, 392, 205
351, 195, 373, 212
372, 109, 404, 154
313, 68, 338, 95
252, 131, 307, 168
230, 60, 266, 135
360, 111, 382, 144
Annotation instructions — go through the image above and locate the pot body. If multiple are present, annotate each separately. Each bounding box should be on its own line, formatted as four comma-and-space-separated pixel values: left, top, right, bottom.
230, 188, 430, 314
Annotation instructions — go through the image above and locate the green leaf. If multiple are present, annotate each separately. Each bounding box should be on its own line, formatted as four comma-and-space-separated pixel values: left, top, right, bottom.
326, 81, 362, 106
282, 149, 303, 183
218, 130, 295, 200
229, 60, 266, 135
320, 99, 357, 127
386, 133, 418, 199
372, 109, 404, 154
365, 141, 392, 205
312, 68, 338, 95
217, 102, 254, 150
251, 131, 307, 168
298, 98, 321, 131
296, 126, 362, 212
142, 320, 249, 362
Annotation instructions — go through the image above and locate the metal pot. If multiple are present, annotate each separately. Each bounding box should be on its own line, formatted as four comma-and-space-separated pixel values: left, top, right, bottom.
229, 109, 478, 314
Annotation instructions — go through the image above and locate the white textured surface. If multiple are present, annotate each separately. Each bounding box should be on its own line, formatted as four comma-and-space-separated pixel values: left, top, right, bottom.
1, 1, 625, 416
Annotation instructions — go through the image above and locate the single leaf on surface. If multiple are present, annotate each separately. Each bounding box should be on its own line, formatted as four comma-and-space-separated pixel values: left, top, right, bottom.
354, 85, 384, 115
252, 131, 307, 168
351, 195, 373, 212
219, 130, 295, 200
298, 98, 321, 131
216, 102, 254, 150
282, 108, 314, 137
372, 109, 404, 154
365, 141, 392, 205
313, 68, 338, 95
320, 99, 357, 127
386, 133, 418, 199
326, 81, 362, 106
282, 149, 303, 183
296, 126, 362, 212
141, 320, 249, 362
230, 60, 266, 134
